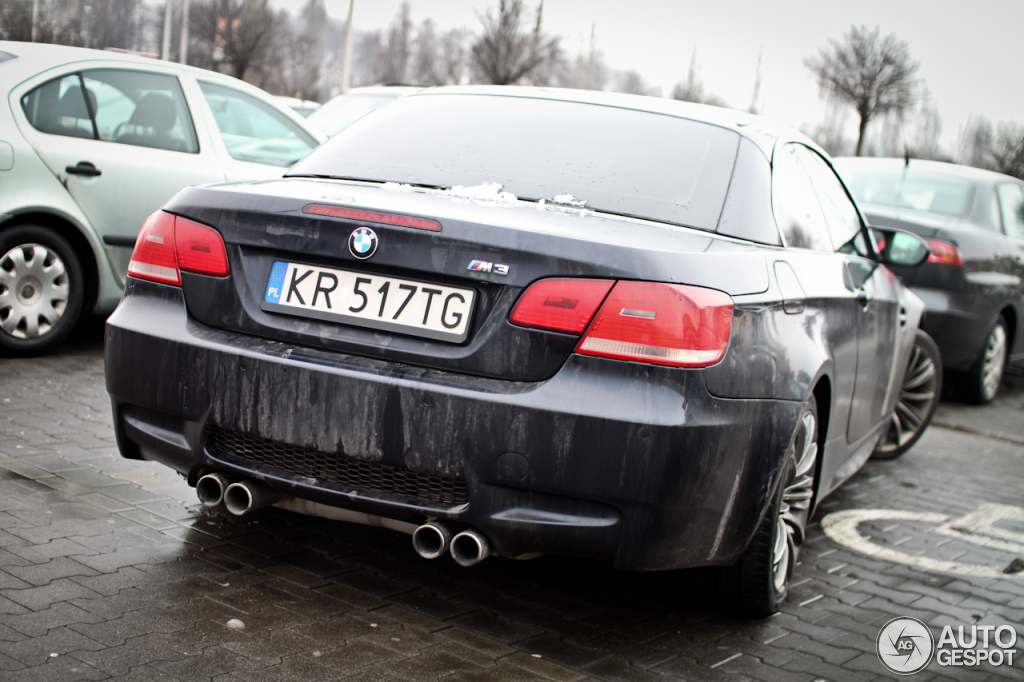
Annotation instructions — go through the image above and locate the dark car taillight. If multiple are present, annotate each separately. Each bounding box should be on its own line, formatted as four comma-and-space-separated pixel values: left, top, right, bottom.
128, 210, 229, 286
577, 282, 733, 367
927, 239, 964, 266
509, 278, 615, 334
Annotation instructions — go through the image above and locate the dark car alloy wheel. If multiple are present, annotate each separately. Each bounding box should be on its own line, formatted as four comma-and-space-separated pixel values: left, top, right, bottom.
726, 399, 818, 616
873, 330, 942, 460
961, 318, 1008, 405
0, 226, 84, 355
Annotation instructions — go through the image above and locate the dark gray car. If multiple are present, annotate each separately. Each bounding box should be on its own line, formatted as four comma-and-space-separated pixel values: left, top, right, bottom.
105, 88, 932, 616
835, 157, 1024, 403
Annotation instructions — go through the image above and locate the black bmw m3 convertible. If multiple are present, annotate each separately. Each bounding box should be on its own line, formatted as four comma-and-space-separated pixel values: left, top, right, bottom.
105, 87, 936, 615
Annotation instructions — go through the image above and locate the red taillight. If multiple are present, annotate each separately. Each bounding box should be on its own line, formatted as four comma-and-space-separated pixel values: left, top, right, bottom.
927, 239, 964, 266
577, 282, 733, 367
302, 204, 442, 232
175, 217, 229, 276
127, 211, 229, 286
128, 211, 179, 285
509, 278, 615, 334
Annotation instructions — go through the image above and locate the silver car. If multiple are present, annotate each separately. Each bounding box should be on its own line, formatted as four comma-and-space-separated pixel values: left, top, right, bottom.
0, 41, 325, 354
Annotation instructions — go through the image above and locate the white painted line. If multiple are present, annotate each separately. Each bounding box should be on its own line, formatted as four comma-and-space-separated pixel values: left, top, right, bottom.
710, 653, 742, 669
821, 508, 1024, 581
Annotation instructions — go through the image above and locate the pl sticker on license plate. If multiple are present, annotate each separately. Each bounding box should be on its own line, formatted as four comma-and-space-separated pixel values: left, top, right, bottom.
261, 260, 475, 343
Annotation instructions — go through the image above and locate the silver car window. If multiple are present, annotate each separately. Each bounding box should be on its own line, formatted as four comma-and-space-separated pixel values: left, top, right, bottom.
996, 184, 1024, 240
21, 74, 96, 140
80, 70, 199, 153
199, 81, 317, 167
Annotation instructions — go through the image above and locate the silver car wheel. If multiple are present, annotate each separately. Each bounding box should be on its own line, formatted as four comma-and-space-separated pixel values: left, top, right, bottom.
774, 411, 817, 593
0, 243, 70, 340
981, 323, 1006, 401
877, 343, 939, 455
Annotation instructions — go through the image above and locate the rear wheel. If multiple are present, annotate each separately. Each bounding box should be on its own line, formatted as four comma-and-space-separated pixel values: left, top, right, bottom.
960, 317, 1007, 405
725, 399, 818, 617
0, 226, 84, 356
873, 330, 941, 460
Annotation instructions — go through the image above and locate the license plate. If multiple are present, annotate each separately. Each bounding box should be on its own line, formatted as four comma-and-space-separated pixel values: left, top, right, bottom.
261, 260, 476, 343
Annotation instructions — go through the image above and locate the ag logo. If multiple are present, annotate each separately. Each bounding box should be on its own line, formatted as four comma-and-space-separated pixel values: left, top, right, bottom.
877, 617, 934, 675
348, 227, 378, 259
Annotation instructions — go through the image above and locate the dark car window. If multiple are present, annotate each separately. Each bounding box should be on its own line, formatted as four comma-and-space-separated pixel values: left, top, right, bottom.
841, 165, 975, 218
21, 74, 96, 139
772, 143, 832, 251
81, 70, 198, 153
799, 147, 864, 252
996, 184, 1024, 240
289, 94, 741, 232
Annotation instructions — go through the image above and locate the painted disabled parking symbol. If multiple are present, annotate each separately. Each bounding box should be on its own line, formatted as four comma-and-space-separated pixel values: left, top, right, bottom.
822, 504, 1024, 580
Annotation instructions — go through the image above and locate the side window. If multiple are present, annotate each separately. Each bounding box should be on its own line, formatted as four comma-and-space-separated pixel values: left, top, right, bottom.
799, 147, 868, 255
772, 143, 832, 251
996, 184, 1024, 240
80, 70, 198, 153
199, 81, 316, 167
21, 74, 96, 139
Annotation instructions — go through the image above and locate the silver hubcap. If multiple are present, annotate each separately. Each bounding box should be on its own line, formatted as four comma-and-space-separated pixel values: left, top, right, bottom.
0, 244, 69, 339
774, 411, 817, 593
878, 342, 939, 453
981, 324, 1006, 400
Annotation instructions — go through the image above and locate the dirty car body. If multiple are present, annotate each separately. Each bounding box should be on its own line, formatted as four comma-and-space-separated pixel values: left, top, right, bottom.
105, 88, 925, 612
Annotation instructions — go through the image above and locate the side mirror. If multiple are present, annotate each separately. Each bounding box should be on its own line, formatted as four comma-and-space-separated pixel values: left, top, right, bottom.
870, 228, 930, 267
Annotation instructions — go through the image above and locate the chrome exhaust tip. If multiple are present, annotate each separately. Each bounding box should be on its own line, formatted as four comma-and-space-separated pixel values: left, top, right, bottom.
196, 473, 232, 507
412, 521, 457, 559
450, 528, 493, 567
223, 480, 284, 516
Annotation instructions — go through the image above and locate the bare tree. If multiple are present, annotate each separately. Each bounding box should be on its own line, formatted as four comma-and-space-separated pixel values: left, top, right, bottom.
188, 0, 277, 80
990, 123, 1024, 180
471, 0, 559, 85
379, 1, 412, 83
670, 49, 727, 107
805, 25, 919, 157
958, 116, 993, 169
611, 69, 653, 96
413, 19, 468, 86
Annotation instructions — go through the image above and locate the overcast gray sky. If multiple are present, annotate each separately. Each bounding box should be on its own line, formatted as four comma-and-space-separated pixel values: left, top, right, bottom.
274, 0, 1023, 153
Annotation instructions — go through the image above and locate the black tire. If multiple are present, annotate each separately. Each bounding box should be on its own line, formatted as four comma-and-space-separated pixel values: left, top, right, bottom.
959, 317, 1008, 405
872, 330, 942, 460
0, 225, 85, 356
723, 399, 819, 617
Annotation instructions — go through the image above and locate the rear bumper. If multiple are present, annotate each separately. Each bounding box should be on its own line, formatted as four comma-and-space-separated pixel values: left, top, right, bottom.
105, 279, 800, 571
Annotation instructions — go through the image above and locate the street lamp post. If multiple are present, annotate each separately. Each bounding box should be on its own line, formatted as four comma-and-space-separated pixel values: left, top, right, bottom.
338, 0, 355, 94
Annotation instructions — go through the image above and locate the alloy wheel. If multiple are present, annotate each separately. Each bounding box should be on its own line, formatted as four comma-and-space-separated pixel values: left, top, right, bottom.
876, 342, 939, 456
0, 243, 70, 340
773, 410, 817, 593
981, 323, 1006, 401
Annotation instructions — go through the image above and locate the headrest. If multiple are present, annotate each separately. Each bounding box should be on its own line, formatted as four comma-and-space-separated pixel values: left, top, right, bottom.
129, 93, 176, 131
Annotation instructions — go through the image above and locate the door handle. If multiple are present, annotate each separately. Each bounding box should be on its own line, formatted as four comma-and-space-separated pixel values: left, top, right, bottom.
66, 161, 101, 177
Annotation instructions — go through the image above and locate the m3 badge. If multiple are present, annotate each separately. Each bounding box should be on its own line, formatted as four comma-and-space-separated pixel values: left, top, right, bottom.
467, 260, 509, 276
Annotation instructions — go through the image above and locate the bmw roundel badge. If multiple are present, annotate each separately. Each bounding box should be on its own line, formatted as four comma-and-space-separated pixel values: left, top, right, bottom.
348, 227, 378, 259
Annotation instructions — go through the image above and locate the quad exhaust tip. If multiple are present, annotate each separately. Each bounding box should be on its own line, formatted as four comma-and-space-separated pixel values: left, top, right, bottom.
223, 480, 284, 516
196, 473, 233, 507
412, 521, 457, 559
450, 528, 493, 567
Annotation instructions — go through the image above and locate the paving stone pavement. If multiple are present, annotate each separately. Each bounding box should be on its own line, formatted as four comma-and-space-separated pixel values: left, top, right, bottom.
0, 321, 1022, 681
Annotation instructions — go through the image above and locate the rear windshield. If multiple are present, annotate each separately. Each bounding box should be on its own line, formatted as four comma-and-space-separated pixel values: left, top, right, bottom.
840, 165, 975, 217
288, 94, 740, 232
